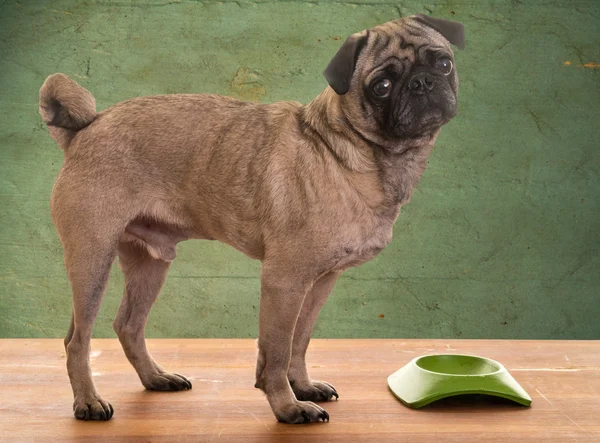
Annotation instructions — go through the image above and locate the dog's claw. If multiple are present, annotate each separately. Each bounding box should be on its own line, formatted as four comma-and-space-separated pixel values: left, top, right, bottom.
75, 408, 88, 421
275, 400, 330, 424
143, 371, 193, 391
323, 382, 338, 400
73, 398, 114, 421
291, 379, 339, 403
107, 403, 114, 420
174, 373, 193, 390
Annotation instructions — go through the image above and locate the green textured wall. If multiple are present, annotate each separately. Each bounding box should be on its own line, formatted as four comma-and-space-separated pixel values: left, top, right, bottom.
1, 0, 598, 340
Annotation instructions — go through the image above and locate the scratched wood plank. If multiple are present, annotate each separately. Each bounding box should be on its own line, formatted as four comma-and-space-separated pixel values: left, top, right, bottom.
0, 339, 598, 442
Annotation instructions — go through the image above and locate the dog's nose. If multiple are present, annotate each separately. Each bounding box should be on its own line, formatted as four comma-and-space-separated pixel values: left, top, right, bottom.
408, 73, 434, 95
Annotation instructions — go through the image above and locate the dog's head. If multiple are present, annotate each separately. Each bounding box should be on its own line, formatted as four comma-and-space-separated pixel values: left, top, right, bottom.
323, 15, 464, 143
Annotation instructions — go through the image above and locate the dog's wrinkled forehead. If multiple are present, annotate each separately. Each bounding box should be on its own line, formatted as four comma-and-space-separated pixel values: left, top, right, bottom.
323, 15, 465, 95
364, 16, 458, 64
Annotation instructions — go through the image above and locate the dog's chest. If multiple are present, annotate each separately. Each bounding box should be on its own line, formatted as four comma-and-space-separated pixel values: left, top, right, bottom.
329, 219, 395, 272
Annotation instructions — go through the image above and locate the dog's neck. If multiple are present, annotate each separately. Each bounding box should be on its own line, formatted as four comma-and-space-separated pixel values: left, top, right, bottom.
299, 89, 438, 211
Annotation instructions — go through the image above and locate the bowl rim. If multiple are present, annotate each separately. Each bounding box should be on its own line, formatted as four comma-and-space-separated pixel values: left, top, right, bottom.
412, 353, 505, 377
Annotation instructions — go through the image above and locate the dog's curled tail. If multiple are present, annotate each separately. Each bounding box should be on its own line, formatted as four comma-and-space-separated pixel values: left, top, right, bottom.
39, 73, 96, 150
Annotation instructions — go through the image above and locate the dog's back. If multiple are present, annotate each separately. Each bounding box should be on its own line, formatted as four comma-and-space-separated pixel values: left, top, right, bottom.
40, 74, 317, 260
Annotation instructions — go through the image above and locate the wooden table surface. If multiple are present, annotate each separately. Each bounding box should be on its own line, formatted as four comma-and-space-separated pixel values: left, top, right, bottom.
0, 339, 598, 442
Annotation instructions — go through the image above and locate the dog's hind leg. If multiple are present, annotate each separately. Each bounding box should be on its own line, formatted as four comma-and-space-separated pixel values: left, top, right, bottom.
60, 228, 119, 421
113, 240, 192, 391
52, 170, 135, 421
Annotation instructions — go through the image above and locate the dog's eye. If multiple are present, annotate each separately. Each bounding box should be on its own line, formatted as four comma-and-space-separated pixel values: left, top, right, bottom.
372, 79, 392, 98
435, 57, 453, 75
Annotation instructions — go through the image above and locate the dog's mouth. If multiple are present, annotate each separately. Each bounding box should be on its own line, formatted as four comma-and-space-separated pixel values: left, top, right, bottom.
394, 90, 457, 136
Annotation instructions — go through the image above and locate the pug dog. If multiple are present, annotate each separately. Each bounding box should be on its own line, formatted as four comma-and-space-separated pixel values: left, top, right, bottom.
39, 14, 464, 424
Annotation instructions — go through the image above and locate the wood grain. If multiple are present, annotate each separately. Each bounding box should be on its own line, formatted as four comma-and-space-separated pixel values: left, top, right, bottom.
0, 339, 598, 442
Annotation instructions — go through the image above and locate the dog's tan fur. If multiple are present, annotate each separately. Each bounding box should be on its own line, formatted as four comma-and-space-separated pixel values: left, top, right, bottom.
40, 15, 462, 423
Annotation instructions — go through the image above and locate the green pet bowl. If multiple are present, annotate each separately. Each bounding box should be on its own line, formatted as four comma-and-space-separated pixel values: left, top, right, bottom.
388, 354, 532, 408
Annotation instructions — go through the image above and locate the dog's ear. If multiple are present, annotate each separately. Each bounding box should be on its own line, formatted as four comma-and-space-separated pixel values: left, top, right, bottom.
323, 31, 368, 95
414, 14, 465, 50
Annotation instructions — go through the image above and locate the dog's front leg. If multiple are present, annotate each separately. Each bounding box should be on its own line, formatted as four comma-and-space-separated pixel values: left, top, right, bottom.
255, 261, 330, 423
288, 271, 340, 402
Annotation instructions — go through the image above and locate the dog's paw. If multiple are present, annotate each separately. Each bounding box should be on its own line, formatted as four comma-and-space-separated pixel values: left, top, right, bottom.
275, 400, 330, 424
143, 371, 192, 391
73, 397, 114, 421
291, 379, 339, 402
